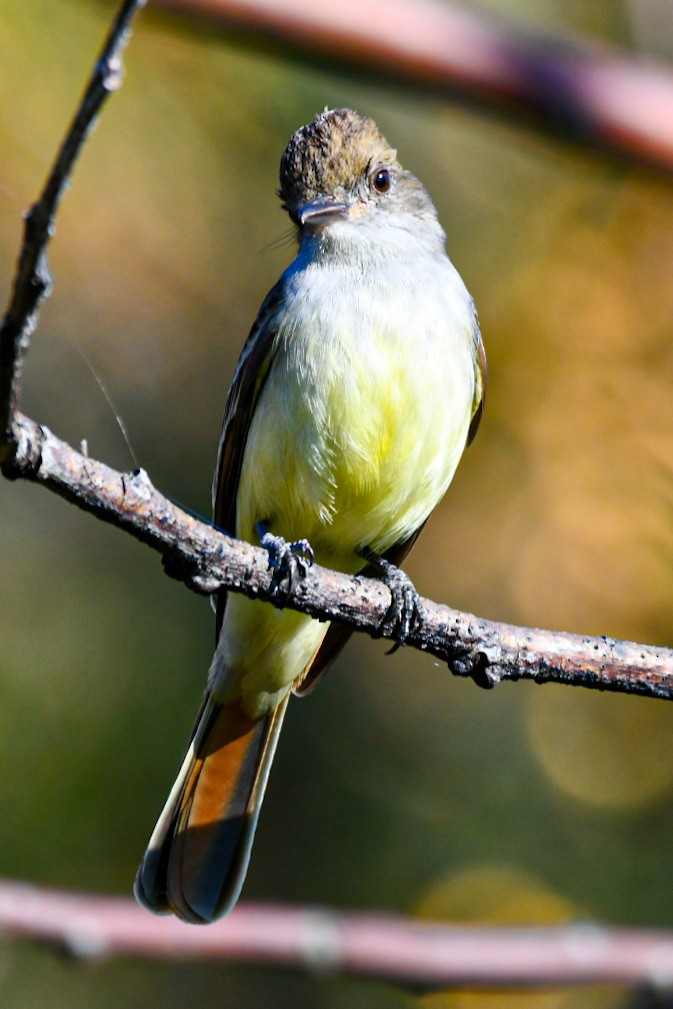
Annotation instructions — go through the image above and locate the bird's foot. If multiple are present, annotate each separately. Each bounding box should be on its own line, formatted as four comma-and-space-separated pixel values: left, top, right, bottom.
360, 549, 424, 651
255, 521, 314, 601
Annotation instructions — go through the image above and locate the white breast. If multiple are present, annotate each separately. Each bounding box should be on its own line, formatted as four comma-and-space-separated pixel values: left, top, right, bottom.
236, 240, 477, 571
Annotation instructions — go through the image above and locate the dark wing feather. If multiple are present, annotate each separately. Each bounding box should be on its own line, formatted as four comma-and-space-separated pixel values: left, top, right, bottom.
467, 318, 487, 446
212, 284, 283, 638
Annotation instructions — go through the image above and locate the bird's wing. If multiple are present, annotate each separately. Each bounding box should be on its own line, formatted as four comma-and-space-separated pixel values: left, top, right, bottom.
212, 283, 283, 638
467, 316, 487, 446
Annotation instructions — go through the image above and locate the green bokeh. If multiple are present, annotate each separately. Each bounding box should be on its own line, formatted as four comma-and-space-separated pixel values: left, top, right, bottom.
1, 1, 673, 1007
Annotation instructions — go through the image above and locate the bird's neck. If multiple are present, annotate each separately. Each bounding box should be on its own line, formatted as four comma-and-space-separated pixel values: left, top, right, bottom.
296, 219, 446, 270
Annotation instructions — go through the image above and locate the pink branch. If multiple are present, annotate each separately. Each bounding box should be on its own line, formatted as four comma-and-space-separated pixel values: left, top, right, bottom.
154, 0, 673, 172
2, 878, 673, 989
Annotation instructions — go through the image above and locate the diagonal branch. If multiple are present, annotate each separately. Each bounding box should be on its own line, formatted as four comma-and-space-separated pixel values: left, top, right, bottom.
2, 2, 673, 988
1, 877, 673, 991
4, 411, 673, 700
1, 0, 672, 717
0, 0, 146, 461
153, 0, 673, 175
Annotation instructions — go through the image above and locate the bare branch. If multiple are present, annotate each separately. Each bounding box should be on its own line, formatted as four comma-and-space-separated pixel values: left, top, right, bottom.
0, 0, 146, 461
4, 412, 672, 700
0, 0, 671, 749
1, 1, 670, 703
154, 0, 673, 175
3, 5, 673, 991
1, 876, 672, 990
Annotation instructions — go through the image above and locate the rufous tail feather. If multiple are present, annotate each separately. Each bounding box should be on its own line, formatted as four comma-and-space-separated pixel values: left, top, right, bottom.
134, 690, 289, 923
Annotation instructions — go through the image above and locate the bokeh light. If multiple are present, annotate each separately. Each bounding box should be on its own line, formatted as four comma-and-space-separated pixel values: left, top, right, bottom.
527, 687, 673, 810
1, 0, 673, 1007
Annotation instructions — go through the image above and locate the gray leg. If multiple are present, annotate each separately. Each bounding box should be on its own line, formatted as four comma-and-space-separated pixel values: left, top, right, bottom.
255, 520, 314, 600
359, 547, 424, 647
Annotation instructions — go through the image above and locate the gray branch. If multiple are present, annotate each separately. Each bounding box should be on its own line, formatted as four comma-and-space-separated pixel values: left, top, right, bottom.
2, 0, 673, 991
1, 0, 672, 729
5, 411, 673, 700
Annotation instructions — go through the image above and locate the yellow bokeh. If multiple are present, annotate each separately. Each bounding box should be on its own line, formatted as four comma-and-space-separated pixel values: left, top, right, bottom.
415, 863, 577, 926
415, 865, 621, 1009
1, 2, 673, 1008
527, 686, 673, 810
418, 989, 620, 1009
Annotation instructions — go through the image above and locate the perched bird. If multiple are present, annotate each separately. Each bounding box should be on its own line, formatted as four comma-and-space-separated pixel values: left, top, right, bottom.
135, 108, 486, 923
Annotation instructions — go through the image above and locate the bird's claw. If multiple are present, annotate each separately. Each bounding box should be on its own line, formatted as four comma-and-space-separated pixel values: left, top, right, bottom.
255, 522, 314, 600
361, 551, 424, 648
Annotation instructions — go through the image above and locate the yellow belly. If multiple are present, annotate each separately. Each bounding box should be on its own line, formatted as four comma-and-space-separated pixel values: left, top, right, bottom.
214, 272, 476, 716
237, 323, 474, 570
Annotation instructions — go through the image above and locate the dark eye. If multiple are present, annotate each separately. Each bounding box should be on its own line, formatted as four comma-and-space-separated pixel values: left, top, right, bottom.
372, 168, 391, 193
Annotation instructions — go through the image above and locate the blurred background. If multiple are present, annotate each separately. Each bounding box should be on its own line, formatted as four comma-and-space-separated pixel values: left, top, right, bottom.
1, 0, 673, 1006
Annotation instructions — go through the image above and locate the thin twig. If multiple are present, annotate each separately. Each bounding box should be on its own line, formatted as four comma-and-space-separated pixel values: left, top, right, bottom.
154, 0, 673, 174
0, 0, 670, 704
2, 3, 672, 991
0, 877, 672, 990
1, 0, 671, 704
0, 0, 146, 461
4, 412, 672, 700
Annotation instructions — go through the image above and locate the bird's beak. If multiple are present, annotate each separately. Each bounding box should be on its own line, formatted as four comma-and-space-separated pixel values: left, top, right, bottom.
297, 199, 350, 232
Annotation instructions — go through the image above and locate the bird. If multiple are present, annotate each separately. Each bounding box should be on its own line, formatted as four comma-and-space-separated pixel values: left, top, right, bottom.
134, 107, 486, 923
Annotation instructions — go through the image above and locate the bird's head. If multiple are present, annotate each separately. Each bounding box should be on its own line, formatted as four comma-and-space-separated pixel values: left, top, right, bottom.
278, 108, 442, 254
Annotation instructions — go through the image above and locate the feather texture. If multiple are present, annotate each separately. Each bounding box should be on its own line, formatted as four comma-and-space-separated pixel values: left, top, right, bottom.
135, 692, 288, 922
135, 108, 486, 923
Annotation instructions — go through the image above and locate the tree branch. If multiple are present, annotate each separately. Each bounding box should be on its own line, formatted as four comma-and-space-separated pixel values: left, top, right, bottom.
152, 0, 673, 176
1, 877, 672, 991
0, 0, 671, 722
2, 2, 673, 988
4, 411, 673, 699
0, 0, 146, 461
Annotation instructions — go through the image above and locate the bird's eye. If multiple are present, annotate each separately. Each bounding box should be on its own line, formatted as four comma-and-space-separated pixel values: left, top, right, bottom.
372, 168, 391, 193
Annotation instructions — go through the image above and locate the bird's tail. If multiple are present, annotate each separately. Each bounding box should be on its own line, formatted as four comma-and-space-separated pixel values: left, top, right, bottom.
134, 689, 289, 923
